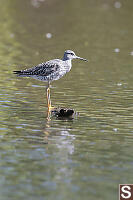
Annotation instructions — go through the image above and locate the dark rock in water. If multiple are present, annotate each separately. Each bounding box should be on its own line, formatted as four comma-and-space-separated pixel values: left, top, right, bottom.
51, 108, 75, 118
58, 109, 74, 117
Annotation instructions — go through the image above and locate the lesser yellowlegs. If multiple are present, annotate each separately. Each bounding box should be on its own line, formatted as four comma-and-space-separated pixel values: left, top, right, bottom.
14, 50, 88, 111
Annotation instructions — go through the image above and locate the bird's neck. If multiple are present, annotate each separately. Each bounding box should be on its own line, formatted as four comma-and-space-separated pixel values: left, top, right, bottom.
63, 58, 72, 66
62, 58, 72, 72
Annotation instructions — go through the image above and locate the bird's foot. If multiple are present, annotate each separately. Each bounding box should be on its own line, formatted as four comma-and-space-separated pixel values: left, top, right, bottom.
48, 105, 55, 112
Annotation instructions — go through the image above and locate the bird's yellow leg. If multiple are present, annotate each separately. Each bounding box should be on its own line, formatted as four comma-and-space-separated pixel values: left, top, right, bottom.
46, 87, 55, 111
47, 87, 51, 110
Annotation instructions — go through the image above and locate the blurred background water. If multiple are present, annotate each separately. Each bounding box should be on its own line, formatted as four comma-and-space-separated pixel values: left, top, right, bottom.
0, 0, 133, 199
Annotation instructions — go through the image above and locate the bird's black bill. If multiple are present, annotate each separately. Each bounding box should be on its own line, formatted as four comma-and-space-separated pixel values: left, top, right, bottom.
76, 56, 88, 62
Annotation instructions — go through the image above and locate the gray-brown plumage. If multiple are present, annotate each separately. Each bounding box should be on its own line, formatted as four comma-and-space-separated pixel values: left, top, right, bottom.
14, 50, 88, 82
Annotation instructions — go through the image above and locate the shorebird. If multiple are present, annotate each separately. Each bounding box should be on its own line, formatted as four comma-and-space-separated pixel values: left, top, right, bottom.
14, 50, 88, 111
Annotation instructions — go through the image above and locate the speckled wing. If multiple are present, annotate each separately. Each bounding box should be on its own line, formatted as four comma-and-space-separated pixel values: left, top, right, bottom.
14, 59, 62, 81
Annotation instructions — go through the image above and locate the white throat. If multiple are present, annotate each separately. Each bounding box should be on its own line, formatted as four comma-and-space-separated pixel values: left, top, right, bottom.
63, 59, 72, 72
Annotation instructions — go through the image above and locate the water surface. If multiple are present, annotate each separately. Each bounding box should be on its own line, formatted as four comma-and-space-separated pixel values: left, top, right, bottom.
0, 0, 133, 199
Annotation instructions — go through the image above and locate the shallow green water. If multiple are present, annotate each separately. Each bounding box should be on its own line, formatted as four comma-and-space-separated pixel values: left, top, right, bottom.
0, 0, 133, 199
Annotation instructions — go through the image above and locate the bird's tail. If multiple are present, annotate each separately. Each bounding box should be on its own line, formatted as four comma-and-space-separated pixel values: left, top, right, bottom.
13, 70, 30, 77
13, 70, 24, 76
13, 70, 22, 75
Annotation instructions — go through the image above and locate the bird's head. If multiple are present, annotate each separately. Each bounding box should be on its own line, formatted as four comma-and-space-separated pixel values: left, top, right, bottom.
63, 50, 88, 62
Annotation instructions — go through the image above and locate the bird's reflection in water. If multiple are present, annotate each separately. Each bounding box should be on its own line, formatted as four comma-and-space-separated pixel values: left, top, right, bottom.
43, 119, 76, 183
43, 116, 75, 155
47, 110, 51, 121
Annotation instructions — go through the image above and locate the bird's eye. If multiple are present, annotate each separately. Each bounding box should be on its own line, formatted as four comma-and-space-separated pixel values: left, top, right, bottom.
70, 53, 74, 55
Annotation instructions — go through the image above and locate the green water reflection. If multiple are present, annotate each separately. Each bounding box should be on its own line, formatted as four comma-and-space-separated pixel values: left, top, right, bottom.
0, 0, 133, 200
